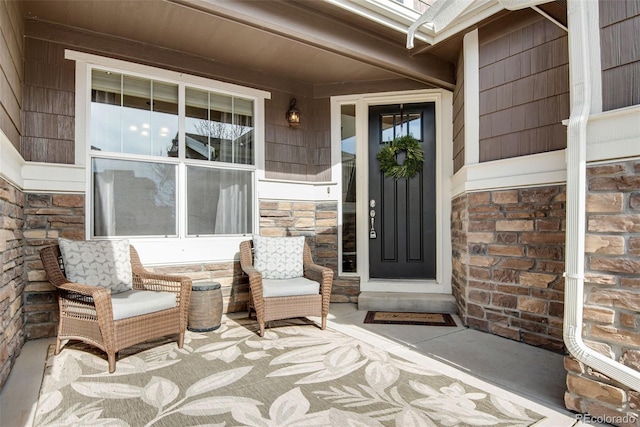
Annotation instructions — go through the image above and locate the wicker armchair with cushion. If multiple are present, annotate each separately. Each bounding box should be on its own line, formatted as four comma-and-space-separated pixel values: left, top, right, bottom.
40, 239, 192, 373
239, 236, 334, 336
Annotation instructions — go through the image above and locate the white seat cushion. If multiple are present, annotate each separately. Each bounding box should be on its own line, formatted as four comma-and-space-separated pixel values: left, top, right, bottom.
110, 290, 177, 321
262, 277, 320, 298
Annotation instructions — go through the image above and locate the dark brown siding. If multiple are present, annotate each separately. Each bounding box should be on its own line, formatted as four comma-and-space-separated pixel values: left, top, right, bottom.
22, 21, 431, 181
453, 48, 465, 173
22, 35, 320, 177
265, 92, 313, 181
21, 23, 317, 174
21, 38, 75, 163
0, 0, 23, 149
478, 14, 569, 162
312, 98, 332, 182
264, 96, 331, 182
23, 22, 348, 181
599, 0, 640, 111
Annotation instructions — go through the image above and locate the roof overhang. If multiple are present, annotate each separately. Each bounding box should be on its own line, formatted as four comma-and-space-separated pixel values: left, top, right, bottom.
328, 0, 556, 49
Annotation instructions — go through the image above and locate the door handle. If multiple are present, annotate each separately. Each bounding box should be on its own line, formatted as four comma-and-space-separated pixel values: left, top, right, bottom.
369, 207, 377, 239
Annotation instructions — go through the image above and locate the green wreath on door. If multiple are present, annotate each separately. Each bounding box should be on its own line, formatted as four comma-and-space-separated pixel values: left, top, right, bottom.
376, 135, 424, 179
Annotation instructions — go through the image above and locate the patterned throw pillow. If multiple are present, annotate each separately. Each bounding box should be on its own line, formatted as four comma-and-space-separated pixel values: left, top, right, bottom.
253, 235, 305, 279
58, 238, 133, 294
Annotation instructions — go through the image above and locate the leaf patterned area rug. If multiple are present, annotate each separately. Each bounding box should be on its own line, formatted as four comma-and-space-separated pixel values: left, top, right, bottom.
34, 316, 574, 426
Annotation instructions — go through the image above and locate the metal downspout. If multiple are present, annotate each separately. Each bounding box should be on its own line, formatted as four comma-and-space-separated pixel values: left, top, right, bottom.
564, 0, 640, 389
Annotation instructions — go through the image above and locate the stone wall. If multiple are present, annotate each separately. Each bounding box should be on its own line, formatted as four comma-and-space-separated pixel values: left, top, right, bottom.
22, 193, 85, 339
451, 185, 566, 352
151, 262, 250, 314
259, 199, 357, 302
22, 191, 252, 337
259, 199, 337, 266
20, 195, 347, 343
564, 159, 640, 425
0, 178, 24, 389
451, 194, 469, 318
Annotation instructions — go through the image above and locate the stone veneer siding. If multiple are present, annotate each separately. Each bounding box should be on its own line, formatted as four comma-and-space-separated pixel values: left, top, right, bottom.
0, 178, 24, 389
564, 160, 640, 426
20, 196, 351, 348
451, 185, 566, 352
22, 192, 253, 335
22, 193, 85, 340
149, 261, 250, 314
451, 195, 469, 321
258, 199, 358, 303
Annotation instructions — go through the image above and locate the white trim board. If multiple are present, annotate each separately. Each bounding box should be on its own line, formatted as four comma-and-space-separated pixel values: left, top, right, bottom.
586, 105, 640, 162
450, 104, 640, 198
463, 29, 480, 166
451, 150, 567, 196
131, 235, 250, 266
64, 50, 271, 100
22, 163, 86, 193
258, 179, 339, 202
331, 89, 453, 294
0, 129, 24, 189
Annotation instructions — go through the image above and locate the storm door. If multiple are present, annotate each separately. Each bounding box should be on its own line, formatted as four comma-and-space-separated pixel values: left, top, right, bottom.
368, 103, 436, 279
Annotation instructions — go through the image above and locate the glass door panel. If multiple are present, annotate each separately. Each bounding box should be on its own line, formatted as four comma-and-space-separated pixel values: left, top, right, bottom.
341, 104, 357, 273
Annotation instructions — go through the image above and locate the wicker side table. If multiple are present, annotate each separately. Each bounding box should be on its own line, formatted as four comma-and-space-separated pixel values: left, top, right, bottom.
188, 282, 223, 332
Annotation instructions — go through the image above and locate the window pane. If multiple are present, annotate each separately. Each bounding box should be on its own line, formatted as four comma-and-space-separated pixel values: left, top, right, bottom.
231, 97, 254, 165
381, 114, 395, 143
152, 81, 179, 157
122, 75, 151, 155
187, 166, 253, 235
185, 88, 254, 164
341, 104, 357, 273
91, 70, 122, 152
407, 112, 422, 140
185, 88, 212, 160
380, 112, 422, 143
93, 158, 176, 237
91, 70, 178, 157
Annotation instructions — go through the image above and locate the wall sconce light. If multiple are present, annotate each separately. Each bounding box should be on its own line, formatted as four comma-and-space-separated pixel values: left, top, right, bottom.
286, 98, 300, 127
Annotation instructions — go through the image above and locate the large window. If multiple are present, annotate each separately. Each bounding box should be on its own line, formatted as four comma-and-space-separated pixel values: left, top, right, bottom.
90, 68, 256, 238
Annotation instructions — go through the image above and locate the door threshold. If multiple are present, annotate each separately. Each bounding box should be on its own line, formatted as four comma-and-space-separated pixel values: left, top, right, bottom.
358, 291, 456, 313
361, 280, 449, 293
367, 278, 438, 284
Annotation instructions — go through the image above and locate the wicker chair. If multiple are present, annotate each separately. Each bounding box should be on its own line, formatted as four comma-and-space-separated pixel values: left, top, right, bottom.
239, 239, 334, 336
40, 244, 192, 373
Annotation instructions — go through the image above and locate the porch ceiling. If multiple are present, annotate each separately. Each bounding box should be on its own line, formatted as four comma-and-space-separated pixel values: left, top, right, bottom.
20, 0, 458, 92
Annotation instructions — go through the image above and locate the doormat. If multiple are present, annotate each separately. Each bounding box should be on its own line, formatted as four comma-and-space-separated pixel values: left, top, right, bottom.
364, 311, 457, 326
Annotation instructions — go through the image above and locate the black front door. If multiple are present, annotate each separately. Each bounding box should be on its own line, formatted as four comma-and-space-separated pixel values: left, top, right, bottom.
368, 103, 436, 279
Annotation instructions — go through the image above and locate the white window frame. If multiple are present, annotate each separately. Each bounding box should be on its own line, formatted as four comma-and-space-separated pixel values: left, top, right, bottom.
66, 50, 270, 265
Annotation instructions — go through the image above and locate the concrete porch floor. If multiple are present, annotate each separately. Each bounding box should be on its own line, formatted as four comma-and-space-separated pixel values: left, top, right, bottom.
0, 303, 584, 426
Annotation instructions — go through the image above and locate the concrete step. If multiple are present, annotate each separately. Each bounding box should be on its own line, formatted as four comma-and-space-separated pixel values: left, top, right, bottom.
358, 292, 457, 314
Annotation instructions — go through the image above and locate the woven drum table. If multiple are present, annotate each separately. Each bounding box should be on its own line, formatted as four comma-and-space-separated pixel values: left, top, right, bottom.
188, 281, 223, 332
